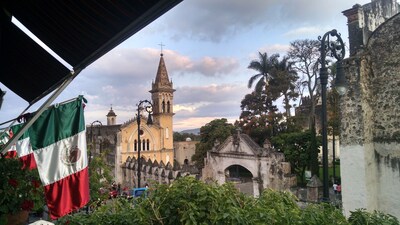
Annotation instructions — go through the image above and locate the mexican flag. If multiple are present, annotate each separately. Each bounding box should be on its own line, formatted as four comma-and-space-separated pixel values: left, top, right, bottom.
2, 123, 36, 169
2, 97, 90, 219
0, 128, 18, 158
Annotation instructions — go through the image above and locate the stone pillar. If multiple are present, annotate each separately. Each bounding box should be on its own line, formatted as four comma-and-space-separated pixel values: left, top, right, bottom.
342, 4, 363, 56
252, 178, 260, 197
340, 57, 369, 215
307, 175, 322, 202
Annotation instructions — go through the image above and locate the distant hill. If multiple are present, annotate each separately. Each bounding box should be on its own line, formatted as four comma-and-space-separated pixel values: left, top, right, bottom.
179, 128, 200, 135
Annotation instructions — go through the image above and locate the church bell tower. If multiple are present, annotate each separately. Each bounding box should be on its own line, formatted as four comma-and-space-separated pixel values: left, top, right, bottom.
150, 53, 175, 152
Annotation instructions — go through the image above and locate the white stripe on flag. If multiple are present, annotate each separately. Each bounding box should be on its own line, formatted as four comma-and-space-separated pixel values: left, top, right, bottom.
16, 137, 32, 157
34, 130, 88, 185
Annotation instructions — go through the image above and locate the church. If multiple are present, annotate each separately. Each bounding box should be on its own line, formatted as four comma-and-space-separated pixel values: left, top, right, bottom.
119, 52, 175, 165
87, 53, 176, 186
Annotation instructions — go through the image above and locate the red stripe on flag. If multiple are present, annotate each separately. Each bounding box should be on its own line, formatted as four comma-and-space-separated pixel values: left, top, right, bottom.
44, 167, 90, 219
4, 150, 17, 158
20, 153, 37, 170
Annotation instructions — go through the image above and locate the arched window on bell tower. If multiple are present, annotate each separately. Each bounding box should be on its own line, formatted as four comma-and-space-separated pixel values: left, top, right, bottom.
162, 100, 165, 113
167, 101, 171, 113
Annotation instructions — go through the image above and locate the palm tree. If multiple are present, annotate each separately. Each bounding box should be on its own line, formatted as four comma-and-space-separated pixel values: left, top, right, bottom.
247, 52, 279, 94
248, 52, 299, 117
270, 56, 299, 117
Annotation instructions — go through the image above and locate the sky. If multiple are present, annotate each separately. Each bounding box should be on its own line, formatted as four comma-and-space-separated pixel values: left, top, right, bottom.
0, 0, 375, 132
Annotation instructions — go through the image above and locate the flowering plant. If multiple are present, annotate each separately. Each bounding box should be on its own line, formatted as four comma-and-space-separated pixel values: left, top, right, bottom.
0, 155, 45, 217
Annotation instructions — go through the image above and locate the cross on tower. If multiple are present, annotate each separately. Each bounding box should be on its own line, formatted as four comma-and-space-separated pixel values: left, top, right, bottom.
158, 42, 165, 55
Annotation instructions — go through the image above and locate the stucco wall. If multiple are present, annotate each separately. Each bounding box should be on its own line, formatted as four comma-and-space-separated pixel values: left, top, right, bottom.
174, 141, 198, 166
340, 12, 400, 219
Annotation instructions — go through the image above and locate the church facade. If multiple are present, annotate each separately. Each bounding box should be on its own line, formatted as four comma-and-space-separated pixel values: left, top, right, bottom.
119, 53, 175, 166
87, 53, 175, 187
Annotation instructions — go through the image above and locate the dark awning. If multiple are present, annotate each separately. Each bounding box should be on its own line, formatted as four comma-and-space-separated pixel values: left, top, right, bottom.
1, 0, 182, 104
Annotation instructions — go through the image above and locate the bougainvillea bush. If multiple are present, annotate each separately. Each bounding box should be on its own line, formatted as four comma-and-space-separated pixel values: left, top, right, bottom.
0, 156, 45, 223
56, 177, 399, 225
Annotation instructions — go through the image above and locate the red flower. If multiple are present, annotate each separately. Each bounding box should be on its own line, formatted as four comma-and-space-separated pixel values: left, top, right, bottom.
8, 179, 18, 187
4, 151, 17, 158
21, 200, 34, 211
32, 180, 41, 188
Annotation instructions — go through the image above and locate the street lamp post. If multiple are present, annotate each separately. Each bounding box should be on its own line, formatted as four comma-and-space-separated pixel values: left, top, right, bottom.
318, 29, 345, 201
136, 100, 153, 188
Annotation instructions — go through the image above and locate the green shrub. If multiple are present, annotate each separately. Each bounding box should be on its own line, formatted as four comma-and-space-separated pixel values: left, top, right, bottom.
55, 177, 398, 225
348, 209, 399, 225
300, 204, 348, 225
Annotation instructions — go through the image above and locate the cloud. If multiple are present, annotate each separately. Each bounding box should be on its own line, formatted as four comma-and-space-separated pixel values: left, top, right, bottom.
70, 56, 248, 130
90, 48, 161, 78
284, 27, 325, 39
88, 48, 240, 81
152, 0, 372, 43
188, 57, 240, 77
256, 44, 291, 57
156, 0, 273, 42
170, 83, 249, 130
173, 116, 238, 132
175, 84, 247, 104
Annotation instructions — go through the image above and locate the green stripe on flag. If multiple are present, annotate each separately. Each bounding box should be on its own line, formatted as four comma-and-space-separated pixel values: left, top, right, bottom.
29, 99, 85, 150
10, 124, 29, 140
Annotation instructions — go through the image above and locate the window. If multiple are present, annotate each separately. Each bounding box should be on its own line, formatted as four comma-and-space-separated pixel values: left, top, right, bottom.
142, 140, 145, 150
167, 101, 171, 113
147, 139, 150, 150
134, 140, 137, 151
162, 101, 166, 113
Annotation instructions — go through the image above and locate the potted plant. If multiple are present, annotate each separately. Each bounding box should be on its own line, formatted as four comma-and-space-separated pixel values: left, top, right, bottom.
0, 155, 45, 225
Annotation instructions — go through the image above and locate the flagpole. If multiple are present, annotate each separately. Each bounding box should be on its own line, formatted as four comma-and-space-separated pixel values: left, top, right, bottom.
0, 104, 32, 127
1, 69, 82, 154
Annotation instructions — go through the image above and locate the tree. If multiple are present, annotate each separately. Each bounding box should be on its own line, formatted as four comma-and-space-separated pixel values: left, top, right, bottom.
327, 63, 341, 137
173, 132, 200, 142
287, 39, 321, 176
244, 52, 292, 144
271, 130, 321, 185
245, 52, 300, 138
235, 113, 271, 146
88, 147, 114, 206
191, 119, 235, 168
247, 52, 279, 96
239, 92, 269, 118
287, 39, 320, 129
237, 91, 279, 145
269, 56, 299, 117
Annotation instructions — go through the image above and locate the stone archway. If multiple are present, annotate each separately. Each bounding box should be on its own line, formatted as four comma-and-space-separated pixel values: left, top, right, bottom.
225, 164, 254, 195
202, 132, 296, 197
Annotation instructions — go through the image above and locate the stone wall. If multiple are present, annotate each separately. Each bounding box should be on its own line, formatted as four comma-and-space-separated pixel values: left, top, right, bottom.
340, 12, 400, 219
342, 0, 399, 56
121, 156, 199, 188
